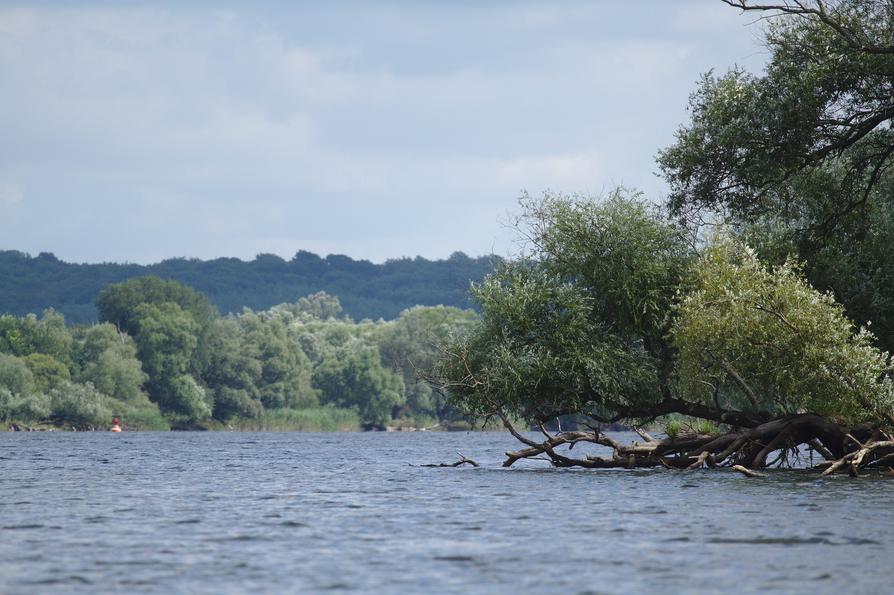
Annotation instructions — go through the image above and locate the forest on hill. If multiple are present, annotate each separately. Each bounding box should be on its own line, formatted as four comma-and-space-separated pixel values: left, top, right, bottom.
0, 250, 498, 324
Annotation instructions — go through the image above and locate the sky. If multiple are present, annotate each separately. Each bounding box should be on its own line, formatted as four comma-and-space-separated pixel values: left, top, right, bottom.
0, 1, 769, 264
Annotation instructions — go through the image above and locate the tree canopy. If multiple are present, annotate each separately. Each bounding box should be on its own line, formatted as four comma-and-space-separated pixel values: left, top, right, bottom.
433, 190, 894, 473
659, 0, 894, 232
658, 0, 894, 357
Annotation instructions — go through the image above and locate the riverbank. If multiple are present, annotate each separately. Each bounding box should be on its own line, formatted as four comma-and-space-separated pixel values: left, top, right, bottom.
1, 409, 481, 433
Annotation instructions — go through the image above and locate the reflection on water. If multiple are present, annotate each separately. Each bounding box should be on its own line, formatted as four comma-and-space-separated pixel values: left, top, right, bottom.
1, 431, 892, 594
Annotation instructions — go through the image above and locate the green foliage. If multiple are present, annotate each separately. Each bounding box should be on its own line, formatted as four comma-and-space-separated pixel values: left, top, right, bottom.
275, 291, 343, 320
435, 191, 694, 422
0, 273, 483, 428
672, 236, 894, 425
165, 375, 212, 421
22, 353, 70, 392
520, 190, 693, 341
0, 389, 51, 422
0, 314, 165, 426
377, 305, 478, 418
696, 419, 719, 436
659, 1, 894, 226
659, 2, 894, 362
228, 406, 361, 431
72, 324, 148, 402
664, 419, 683, 440
313, 342, 405, 427
0, 352, 36, 397
742, 193, 894, 355
0, 310, 72, 363
206, 309, 318, 420
213, 387, 264, 420
49, 381, 112, 427
131, 302, 203, 414
96, 276, 217, 337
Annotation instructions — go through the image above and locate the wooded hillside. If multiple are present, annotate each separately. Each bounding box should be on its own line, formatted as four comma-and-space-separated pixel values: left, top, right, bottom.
0, 250, 498, 323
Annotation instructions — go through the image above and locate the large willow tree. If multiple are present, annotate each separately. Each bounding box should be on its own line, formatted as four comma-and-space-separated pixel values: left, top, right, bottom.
432, 192, 894, 475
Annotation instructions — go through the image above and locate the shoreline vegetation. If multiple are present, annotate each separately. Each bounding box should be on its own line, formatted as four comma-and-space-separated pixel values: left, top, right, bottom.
1, 412, 504, 433
0, 280, 482, 432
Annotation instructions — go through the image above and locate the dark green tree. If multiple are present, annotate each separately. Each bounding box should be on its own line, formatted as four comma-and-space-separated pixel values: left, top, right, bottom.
659, 0, 894, 230
314, 341, 405, 427
132, 302, 211, 419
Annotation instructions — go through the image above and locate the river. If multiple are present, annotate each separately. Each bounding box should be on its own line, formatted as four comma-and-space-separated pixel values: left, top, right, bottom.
1, 431, 892, 594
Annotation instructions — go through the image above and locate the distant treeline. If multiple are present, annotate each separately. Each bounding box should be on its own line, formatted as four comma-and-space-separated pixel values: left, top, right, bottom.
0, 250, 499, 324
0, 277, 479, 430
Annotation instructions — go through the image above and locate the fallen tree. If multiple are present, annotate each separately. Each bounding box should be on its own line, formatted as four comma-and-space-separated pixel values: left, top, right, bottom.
494, 410, 893, 476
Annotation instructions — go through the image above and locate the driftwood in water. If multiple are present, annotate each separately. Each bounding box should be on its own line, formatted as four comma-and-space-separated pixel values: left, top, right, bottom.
732, 465, 767, 478
493, 410, 893, 477
418, 451, 480, 468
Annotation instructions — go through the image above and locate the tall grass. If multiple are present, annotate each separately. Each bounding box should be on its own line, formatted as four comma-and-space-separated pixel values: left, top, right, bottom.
225, 406, 361, 431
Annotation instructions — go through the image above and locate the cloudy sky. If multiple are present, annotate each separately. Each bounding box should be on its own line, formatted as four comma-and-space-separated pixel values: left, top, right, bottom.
0, 1, 767, 264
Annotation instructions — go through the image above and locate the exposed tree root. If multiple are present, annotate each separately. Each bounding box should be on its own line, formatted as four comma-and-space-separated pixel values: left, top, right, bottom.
494, 410, 893, 477
821, 440, 894, 478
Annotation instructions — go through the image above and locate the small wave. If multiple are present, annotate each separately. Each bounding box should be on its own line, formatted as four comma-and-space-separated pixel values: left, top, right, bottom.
208, 534, 271, 542
434, 555, 477, 563
708, 536, 879, 546
3, 523, 45, 530
26, 575, 92, 586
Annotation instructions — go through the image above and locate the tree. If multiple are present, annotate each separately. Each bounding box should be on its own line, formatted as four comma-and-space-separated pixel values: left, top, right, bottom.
658, 1, 894, 356
97, 276, 220, 378
281, 291, 343, 320
0, 310, 72, 364
672, 236, 894, 428
49, 381, 112, 428
432, 192, 894, 475
0, 353, 36, 398
659, 0, 894, 232
314, 341, 405, 427
376, 305, 478, 419
433, 191, 695, 424
132, 302, 211, 419
97, 276, 217, 336
72, 324, 148, 403
22, 353, 70, 392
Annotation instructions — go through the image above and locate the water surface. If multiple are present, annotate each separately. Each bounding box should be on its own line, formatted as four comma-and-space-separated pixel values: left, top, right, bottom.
1, 431, 891, 594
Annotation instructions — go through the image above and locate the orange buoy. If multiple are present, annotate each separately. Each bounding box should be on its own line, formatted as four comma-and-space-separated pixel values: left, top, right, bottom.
110, 417, 122, 433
